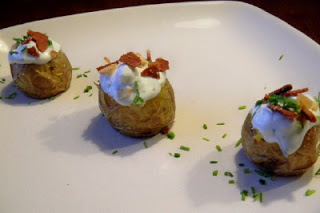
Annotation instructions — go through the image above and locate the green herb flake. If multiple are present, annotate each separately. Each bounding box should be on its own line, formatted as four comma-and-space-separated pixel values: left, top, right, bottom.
251, 186, 256, 194
174, 153, 180, 158
48, 40, 53, 46
13, 37, 23, 43
259, 179, 267, 185
254, 169, 274, 180
315, 167, 320, 175
167, 131, 175, 140
202, 137, 210, 142
180, 145, 190, 151
89, 94, 93, 97
212, 170, 218, 176
210, 161, 218, 164
244, 168, 251, 174
222, 133, 227, 139
279, 54, 284, 60
238, 105, 246, 110
296, 121, 303, 129
112, 150, 118, 155
84, 85, 92, 93
216, 145, 222, 152
216, 122, 225, 125
203, 124, 208, 129
21, 47, 27, 52
0, 96, 2, 100
83, 74, 88, 78
9, 51, 18, 55
84, 70, 91, 73
224, 171, 234, 178
77, 74, 82, 78
305, 189, 316, 196
72, 67, 80, 71
74, 96, 80, 100
240, 190, 249, 201
143, 141, 148, 148
229, 180, 235, 184
5, 92, 17, 100
235, 138, 243, 147
133, 81, 144, 104
259, 192, 264, 203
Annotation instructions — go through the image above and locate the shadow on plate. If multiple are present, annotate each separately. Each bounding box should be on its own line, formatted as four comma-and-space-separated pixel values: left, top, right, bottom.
40, 107, 164, 157
0, 80, 58, 106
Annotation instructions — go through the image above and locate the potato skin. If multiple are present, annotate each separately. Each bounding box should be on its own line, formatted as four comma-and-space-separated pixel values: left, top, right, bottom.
241, 113, 320, 176
99, 80, 175, 138
10, 51, 72, 99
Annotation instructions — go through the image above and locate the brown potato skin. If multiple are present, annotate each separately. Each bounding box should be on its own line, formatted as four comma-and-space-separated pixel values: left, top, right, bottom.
10, 51, 72, 99
99, 80, 175, 138
241, 113, 320, 176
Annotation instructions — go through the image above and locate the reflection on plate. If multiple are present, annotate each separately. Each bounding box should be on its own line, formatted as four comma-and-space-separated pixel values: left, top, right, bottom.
1, 2, 320, 213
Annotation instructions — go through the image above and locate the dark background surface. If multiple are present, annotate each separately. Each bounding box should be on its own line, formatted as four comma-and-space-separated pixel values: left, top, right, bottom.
1, 0, 319, 44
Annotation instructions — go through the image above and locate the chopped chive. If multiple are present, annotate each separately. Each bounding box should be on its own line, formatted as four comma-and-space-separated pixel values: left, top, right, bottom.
238, 105, 246, 110
224, 171, 234, 178
74, 96, 79, 100
48, 40, 53, 46
251, 186, 256, 194
84, 70, 91, 73
279, 54, 284, 60
112, 150, 118, 155
254, 169, 274, 180
240, 190, 249, 201
84, 85, 92, 93
238, 163, 245, 167
83, 74, 88, 78
13, 37, 23, 43
202, 124, 208, 129
72, 67, 80, 70
77, 74, 82, 78
180, 145, 190, 151
9, 51, 18, 55
222, 133, 227, 138
259, 192, 263, 203
174, 153, 180, 158
210, 161, 218, 164
0, 96, 2, 99
216, 145, 222, 152
235, 138, 243, 147
167, 131, 175, 140
259, 179, 267, 185
212, 170, 218, 176
244, 168, 251, 174
143, 141, 148, 148
216, 122, 225, 125
89, 94, 93, 97
315, 168, 320, 175
21, 47, 27, 52
5, 92, 17, 99
229, 180, 235, 184
305, 189, 316, 196
296, 121, 303, 129
202, 137, 210, 142
169, 153, 173, 156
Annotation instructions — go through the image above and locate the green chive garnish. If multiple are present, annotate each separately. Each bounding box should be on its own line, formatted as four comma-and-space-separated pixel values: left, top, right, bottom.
77, 74, 82, 78
279, 54, 284, 60
167, 131, 175, 140
216, 123, 225, 125
212, 170, 218, 176
305, 189, 316, 196
210, 161, 218, 164
259, 192, 263, 203
254, 169, 274, 180
202, 137, 210, 142
222, 133, 227, 138
240, 190, 249, 201
84, 85, 92, 93
251, 186, 256, 194
216, 145, 222, 152
238, 105, 246, 110
9, 51, 18, 55
5, 92, 17, 99
203, 124, 208, 129
72, 67, 80, 70
180, 145, 190, 151
229, 180, 235, 184
174, 153, 180, 158
112, 150, 118, 155
48, 40, 53, 46
74, 96, 80, 100
143, 141, 148, 148
235, 138, 243, 147
315, 168, 320, 175
133, 81, 144, 104
244, 168, 251, 174
89, 94, 93, 97
84, 70, 91, 73
224, 171, 234, 178
83, 74, 88, 78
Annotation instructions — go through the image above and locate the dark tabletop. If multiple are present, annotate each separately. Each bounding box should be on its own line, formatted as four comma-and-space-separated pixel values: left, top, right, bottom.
1, 0, 319, 44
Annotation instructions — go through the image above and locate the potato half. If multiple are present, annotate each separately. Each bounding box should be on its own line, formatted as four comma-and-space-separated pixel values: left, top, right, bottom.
10, 51, 72, 99
99, 80, 175, 138
241, 113, 320, 176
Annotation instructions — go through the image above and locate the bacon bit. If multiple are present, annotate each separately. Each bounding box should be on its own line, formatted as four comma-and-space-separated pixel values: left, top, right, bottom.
146, 49, 152, 62
97, 62, 118, 75
50, 50, 58, 58
154, 58, 169, 72
284, 88, 309, 97
96, 61, 119, 71
160, 126, 170, 135
27, 30, 49, 52
119, 52, 141, 67
301, 105, 317, 122
27, 47, 40, 57
268, 104, 299, 120
264, 84, 293, 101
298, 93, 317, 122
21, 37, 32, 45
104, 57, 111, 63
141, 65, 160, 79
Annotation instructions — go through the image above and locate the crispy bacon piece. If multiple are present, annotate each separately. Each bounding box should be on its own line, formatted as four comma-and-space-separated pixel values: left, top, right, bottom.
141, 65, 160, 79
119, 52, 141, 67
96, 61, 119, 74
21, 37, 32, 45
268, 104, 299, 120
264, 84, 293, 101
27, 47, 40, 57
154, 58, 169, 72
50, 50, 58, 58
28, 30, 49, 52
284, 88, 309, 97
301, 105, 317, 122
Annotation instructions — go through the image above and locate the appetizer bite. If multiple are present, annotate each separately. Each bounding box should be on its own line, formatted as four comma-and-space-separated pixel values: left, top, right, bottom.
97, 51, 175, 138
241, 84, 320, 176
8, 30, 72, 99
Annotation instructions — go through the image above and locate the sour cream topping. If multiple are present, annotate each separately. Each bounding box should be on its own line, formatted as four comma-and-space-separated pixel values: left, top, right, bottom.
100, 63, 166, 106
250, 95, 320, 157
8, 40, 60, 64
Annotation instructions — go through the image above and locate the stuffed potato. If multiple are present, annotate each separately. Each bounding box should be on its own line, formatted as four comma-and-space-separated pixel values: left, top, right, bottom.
97, 51, 175, 137
241, 84, 320, 176
8, 30, 72, 99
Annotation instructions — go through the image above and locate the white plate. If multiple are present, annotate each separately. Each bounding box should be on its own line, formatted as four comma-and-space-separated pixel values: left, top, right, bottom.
1, 1, 320, 212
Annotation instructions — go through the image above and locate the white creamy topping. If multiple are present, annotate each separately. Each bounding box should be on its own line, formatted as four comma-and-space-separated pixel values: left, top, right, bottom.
8, 40, 60, 64
100, 63, 166, 106
250, 96, 320, 157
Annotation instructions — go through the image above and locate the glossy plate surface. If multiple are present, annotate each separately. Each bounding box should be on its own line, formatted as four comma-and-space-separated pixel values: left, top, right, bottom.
1, 2, 320, 212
